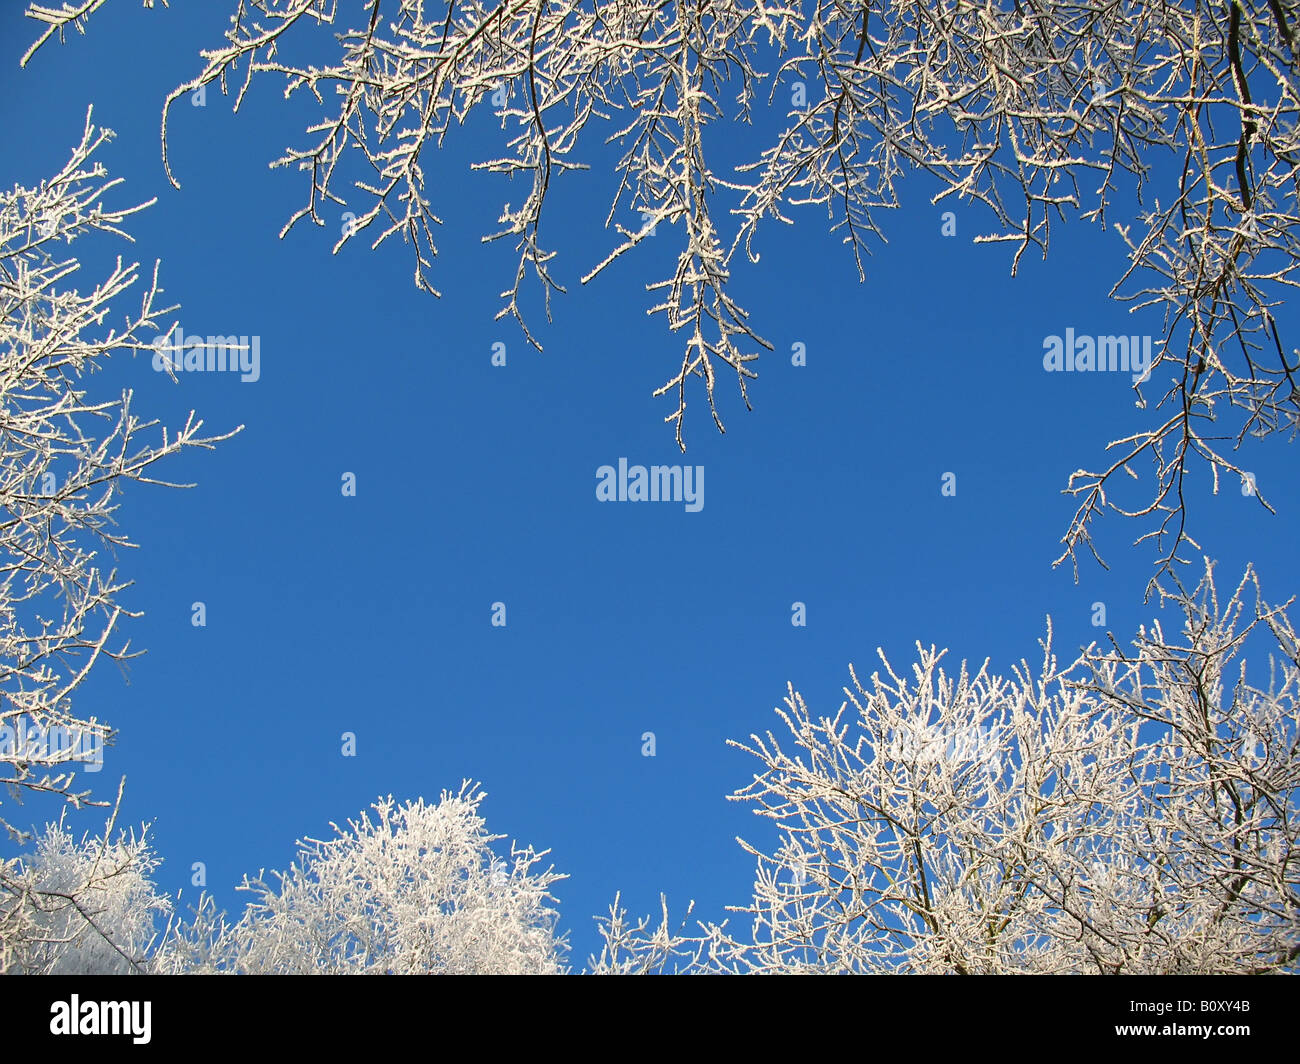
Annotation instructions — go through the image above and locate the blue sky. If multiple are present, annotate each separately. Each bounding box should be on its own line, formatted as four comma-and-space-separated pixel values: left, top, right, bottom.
2, 3, 1296, 964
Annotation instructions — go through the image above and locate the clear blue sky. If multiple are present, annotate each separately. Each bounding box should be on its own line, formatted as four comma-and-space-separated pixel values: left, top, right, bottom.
2, 3, 1295, 964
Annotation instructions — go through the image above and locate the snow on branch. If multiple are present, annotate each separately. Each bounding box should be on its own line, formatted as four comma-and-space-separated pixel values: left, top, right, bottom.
24, 0, 1300, 567
594, 559, 1300, 974
0, 107, 238, 840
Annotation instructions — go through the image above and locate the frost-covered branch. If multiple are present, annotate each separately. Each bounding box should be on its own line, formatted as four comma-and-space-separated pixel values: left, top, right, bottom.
0, 779, 170, 974
25, 1, 1298, 570
155, 782, 569, 974
597, 559, 1300, 974
20, 0, 167, 69
0, 108, 238, 840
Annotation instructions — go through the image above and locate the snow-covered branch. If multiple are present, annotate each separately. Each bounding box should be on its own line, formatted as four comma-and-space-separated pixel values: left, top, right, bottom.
597, 559, 1300, 973
0, 108, 237, 839
25, 1, 1299, 571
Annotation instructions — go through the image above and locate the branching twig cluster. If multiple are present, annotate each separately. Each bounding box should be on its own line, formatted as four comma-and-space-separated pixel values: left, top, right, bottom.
23, 1, 1299, 575
0, 109, 236, 965
592, 559, 1300, 974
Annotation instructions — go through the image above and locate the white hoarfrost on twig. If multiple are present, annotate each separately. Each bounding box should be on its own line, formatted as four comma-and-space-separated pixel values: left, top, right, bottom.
592, 560, 1300, 974
24, 1, 1300, 577
0, 107, 236, 836
0, 779, 170, 974
154, 782, 569, 974
1, 108, 235, 967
